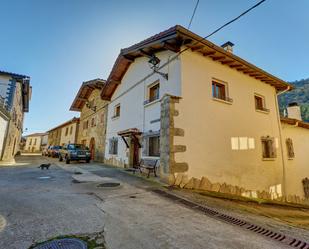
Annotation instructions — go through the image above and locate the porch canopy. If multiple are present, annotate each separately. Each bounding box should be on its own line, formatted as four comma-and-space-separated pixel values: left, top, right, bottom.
117, 128, 142, 148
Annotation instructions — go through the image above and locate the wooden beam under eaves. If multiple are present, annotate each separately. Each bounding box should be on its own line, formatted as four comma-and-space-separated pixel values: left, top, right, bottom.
221, 60, 234, 65
191, 45, 204, 52
229, 64, 242, 68
202, 51, 216, 56
211, 56, 225, 61
77, 97, 88, 101
123, 55, 135, 62
162, 41, 180, 53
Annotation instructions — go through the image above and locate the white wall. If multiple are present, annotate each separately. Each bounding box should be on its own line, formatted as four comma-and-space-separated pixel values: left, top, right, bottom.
173, 50, 283, 193
0, 117, 8, 157
105, 50, 181, 165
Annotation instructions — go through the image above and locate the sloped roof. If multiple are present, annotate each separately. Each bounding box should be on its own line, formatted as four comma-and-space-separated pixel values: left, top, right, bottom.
281, 117, 309, 130
70, 78, 105, 111
26, 132, 49, 137
0, 70, 31, 112
47, 117, 80, 132
101, 25, 292, 100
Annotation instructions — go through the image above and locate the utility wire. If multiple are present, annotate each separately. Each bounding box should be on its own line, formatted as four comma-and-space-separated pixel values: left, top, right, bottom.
179, 0, 266, 57
188, 0, 200, 29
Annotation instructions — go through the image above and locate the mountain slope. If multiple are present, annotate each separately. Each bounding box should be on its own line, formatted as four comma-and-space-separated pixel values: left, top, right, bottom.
278, 78, 309, 122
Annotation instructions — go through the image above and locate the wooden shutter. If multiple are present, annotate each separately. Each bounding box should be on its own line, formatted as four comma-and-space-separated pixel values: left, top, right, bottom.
269, 138, 276, 158
109, 139, 113, 154
286, 138, 295, 158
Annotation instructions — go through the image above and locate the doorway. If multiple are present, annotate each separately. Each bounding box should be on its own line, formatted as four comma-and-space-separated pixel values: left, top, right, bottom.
89, 137, 95, 160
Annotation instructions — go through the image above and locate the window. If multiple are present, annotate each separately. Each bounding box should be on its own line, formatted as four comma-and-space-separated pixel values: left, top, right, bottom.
286, 138, 295, 159
83, 120, 88, 130
34, 139, 37, 145
29, 139, 32, 145
91, 117, 96, 127
70, 126, 73, 135
100, 113, 105, 123
65, 127, 69, 136
148, 83, 160, 103
109, 138, 118, 155
148, 136, 160, 157
254, 94, 269, 112
261, 136, 276, 159
113, 104, 120, 118
212, 80, 232, 102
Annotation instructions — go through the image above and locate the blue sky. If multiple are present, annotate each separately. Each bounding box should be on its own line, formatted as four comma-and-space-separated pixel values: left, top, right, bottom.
0, 0, 308, 135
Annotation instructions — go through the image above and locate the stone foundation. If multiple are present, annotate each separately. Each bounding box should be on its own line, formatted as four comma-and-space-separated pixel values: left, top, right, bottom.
171, 173, 307, 205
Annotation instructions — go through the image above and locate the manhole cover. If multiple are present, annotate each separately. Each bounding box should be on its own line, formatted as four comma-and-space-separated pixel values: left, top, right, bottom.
38, 176, 51, 180
34, 238, 87, 249
97, 182, 121, 188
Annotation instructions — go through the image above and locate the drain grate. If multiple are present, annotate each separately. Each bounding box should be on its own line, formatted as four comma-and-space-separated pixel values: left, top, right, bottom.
97, 182, 121, 188
152, 189, 309, 248
34, 238, 87, 249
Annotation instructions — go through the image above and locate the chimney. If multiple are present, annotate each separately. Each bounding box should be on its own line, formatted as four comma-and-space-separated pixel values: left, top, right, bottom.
287, 102, 302, 121
221, 41, 234, 53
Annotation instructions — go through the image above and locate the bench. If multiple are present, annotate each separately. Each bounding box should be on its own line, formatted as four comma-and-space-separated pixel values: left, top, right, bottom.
137, 159, 158, 178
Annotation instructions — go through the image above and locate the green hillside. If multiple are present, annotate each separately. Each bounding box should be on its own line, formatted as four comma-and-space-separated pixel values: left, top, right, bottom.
278, 78, 309, 122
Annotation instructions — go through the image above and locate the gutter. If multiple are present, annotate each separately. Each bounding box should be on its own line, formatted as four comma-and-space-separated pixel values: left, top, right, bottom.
275, 85, 291, 200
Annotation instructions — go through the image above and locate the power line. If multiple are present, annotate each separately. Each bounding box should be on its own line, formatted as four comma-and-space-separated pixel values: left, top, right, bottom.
188, 0, 200, 29
179, 0, 266, 57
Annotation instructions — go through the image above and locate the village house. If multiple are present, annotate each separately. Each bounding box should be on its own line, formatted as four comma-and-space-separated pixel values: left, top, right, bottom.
70, 79, 107, 162
47, 117, 79, 146
280, 103, 309, 202
24, 132, 48, 153
0, 70, 31, 162
100, 25, 308, 203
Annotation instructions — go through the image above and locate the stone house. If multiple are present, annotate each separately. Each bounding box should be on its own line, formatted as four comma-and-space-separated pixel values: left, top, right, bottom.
70, 79, 107, 162
100, 25, 309, 203
47, 117, 79, 146
24, 132, 48, 153
0, 70, 31, 162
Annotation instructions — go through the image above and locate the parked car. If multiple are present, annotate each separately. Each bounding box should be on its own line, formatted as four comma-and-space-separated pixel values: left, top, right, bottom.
48, 145, 62, 158
59, 144, 91, 164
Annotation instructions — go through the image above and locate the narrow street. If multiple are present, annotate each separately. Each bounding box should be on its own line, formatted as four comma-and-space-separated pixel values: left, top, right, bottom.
0, 155, 294, 249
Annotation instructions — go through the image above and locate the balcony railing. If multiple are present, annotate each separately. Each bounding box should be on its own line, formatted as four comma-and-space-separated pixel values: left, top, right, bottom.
144, 93, 160, 105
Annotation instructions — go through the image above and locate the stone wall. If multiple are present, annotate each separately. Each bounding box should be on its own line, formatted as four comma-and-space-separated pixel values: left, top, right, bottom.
160, 94, 188, 183
78, 89, 108, 162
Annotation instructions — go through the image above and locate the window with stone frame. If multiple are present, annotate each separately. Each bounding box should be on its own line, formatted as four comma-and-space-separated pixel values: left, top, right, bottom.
100, 113, 105, 123
148, 136, 160, 157
91, 117, 96, 127
286, 138, 295, 159
261, 136, 276, 159
70, 126, 73, 135
83, 120, 88, 130
142, 132, 160, 157
148, 82, 160, 103
113, 104, 120, 118
34, 139, 37, 145
29, 138, 32, 145
65, 127, 69, 136
109, 138, 118, 155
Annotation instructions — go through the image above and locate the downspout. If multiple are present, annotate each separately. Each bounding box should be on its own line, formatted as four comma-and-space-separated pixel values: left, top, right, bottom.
275, 85, 291, 201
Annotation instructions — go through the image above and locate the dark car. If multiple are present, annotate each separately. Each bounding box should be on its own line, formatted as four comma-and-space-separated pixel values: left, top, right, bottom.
48, 145, 62, 158
59, 144, 91, 164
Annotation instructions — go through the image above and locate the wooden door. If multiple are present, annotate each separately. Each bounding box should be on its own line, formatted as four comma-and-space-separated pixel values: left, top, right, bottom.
89, 137, 95, 160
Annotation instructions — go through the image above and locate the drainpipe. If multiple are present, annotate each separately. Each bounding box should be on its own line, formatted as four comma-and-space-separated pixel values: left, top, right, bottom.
275, 85, 291, 200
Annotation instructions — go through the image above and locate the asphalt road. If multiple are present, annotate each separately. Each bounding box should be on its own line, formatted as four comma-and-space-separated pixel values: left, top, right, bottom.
0, 155, 292, 249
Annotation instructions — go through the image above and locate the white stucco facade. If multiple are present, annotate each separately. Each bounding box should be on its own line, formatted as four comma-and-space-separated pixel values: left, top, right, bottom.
105, 50, 181, 166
